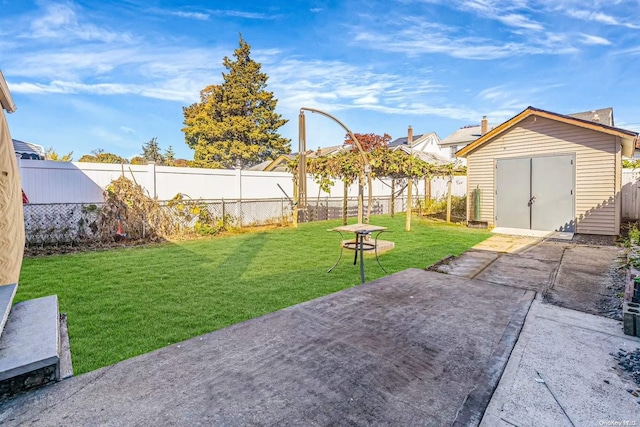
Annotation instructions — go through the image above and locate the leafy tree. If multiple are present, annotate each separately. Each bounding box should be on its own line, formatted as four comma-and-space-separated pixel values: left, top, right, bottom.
45, 147, 73, 162
344, 133, 391, 152
78, 149, 129, 164
130, 156, 146, 165
182, 35, 290, 169
142, 137, 164, 164
623, 159, 640, 169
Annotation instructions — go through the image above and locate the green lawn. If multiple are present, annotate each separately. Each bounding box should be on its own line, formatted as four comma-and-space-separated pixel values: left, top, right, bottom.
17, 214, 490, 374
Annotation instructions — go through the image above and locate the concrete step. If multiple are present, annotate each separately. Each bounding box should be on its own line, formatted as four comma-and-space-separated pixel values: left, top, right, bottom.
0, 295, 61, 401
0, 284, 17, 339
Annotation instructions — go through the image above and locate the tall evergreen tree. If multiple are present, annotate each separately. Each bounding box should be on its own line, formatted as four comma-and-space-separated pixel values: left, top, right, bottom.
164, 146, 175, 166
142, 137, 164, 164
182, 35, 290, 169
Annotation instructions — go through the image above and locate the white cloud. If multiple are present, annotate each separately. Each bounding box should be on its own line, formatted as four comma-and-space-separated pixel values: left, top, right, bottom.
28, 3, 134, 43
477, 82, 566, 113
353, 95, 378, 105
497, 14, 543, 31
457, 1, 544, 31
580, 34, 611, 46
391, 0, 636, 60
119, 126, 137, 134
265, 58, 491, 123
9, 80, 194, 102
310, 8, 323, 13
207, 9, 278, 20
354, 25, 576, 60
171, 11, 210, 20
565, 8, 640, 29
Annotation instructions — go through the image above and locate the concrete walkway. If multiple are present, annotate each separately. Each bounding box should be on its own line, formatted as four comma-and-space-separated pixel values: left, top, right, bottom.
437, 233, 639, 424
482, 299, 640, 426
436, 234, 624, 315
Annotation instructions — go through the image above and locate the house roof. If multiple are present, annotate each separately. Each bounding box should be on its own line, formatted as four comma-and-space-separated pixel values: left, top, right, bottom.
261, 154, 295, 172
388, 132, 439, 148
440, 125, 497, 147
457, 106, 639, 158
257, 145, 350, 171
567, 107, 613, 126
395, 146, 451, 165
246, 160, 274, 171
13, 139, 46, 160
389, 134, 424, 147
0, 70, 16, 113
311, 145, 345, 157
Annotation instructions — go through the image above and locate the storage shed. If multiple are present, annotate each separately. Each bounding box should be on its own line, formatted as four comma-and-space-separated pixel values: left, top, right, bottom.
457, 106, 639, 236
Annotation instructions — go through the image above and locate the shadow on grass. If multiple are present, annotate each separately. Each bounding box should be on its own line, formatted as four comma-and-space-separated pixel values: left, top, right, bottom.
16, 216, 491, 374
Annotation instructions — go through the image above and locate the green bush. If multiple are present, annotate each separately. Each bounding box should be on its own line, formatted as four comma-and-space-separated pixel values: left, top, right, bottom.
416, 195, 466, 216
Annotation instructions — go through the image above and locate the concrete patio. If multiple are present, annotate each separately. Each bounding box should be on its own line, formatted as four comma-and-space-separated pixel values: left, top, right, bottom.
1, 233, 638, 426
0, 269, 533, 426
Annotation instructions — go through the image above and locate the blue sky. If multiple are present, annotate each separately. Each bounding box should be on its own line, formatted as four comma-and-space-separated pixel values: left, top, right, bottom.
1, 0, 639, 161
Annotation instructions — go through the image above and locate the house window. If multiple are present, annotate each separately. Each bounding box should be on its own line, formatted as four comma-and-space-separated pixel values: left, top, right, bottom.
450, 145, 458, 158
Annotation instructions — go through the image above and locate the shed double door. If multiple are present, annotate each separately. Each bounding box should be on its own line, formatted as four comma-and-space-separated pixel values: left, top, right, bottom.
495, 155, 575, 231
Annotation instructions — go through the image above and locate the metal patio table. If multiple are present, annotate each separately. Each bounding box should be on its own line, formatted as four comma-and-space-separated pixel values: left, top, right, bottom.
328, 224, 389, 284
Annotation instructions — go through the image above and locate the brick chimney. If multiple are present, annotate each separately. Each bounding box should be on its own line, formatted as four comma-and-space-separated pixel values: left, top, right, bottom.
408, 126, 413, 144
481, 116, 488, 135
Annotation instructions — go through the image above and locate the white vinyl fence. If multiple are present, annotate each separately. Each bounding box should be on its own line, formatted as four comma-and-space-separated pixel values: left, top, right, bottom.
623, 169, 640, 220
18, 160, 466, 204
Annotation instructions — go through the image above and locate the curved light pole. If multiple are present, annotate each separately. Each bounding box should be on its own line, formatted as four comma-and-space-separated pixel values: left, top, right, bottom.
299, 107, 372, 224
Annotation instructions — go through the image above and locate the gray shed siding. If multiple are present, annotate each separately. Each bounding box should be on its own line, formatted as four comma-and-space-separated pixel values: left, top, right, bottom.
467, 116, 620, 235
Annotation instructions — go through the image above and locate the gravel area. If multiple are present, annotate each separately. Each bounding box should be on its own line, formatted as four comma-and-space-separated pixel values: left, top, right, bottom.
596, 262, 626, 320
612, 347, 640, 404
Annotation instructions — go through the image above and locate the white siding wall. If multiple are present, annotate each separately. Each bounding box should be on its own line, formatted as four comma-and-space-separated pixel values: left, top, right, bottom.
466, 116, 619, 235
18, 160, 466, 204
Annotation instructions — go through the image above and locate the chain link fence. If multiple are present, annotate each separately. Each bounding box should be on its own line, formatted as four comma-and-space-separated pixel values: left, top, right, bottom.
23, 198, 293, 247
299, 196, 408, 222
299, 194, 467, 223
24, 203, 102, 246
23, 194, 465, 247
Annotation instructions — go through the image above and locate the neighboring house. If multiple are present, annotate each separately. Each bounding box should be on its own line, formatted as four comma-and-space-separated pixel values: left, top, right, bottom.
247, 154, 294, 172
389, 127, 449, 160
13, 139, 46, 160
568, 107, 614, 126
246, 160, 275, 171
257, 130, 454, 171
441, 117, 496, 166
253, 145, 346, 172
457, 106, 638, 236
394, 145, 451, 166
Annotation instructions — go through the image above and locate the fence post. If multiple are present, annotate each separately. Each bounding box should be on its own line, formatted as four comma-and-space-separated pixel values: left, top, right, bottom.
446, 175, 453, 223
236, 168, 243, 228
222, 198, 226, 227
406, 178, 412, 232
148, 161, 157, 199
390, 179, 395, 218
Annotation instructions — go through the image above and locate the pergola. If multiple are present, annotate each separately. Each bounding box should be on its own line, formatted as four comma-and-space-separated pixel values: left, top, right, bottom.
297, 107, 372, 224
